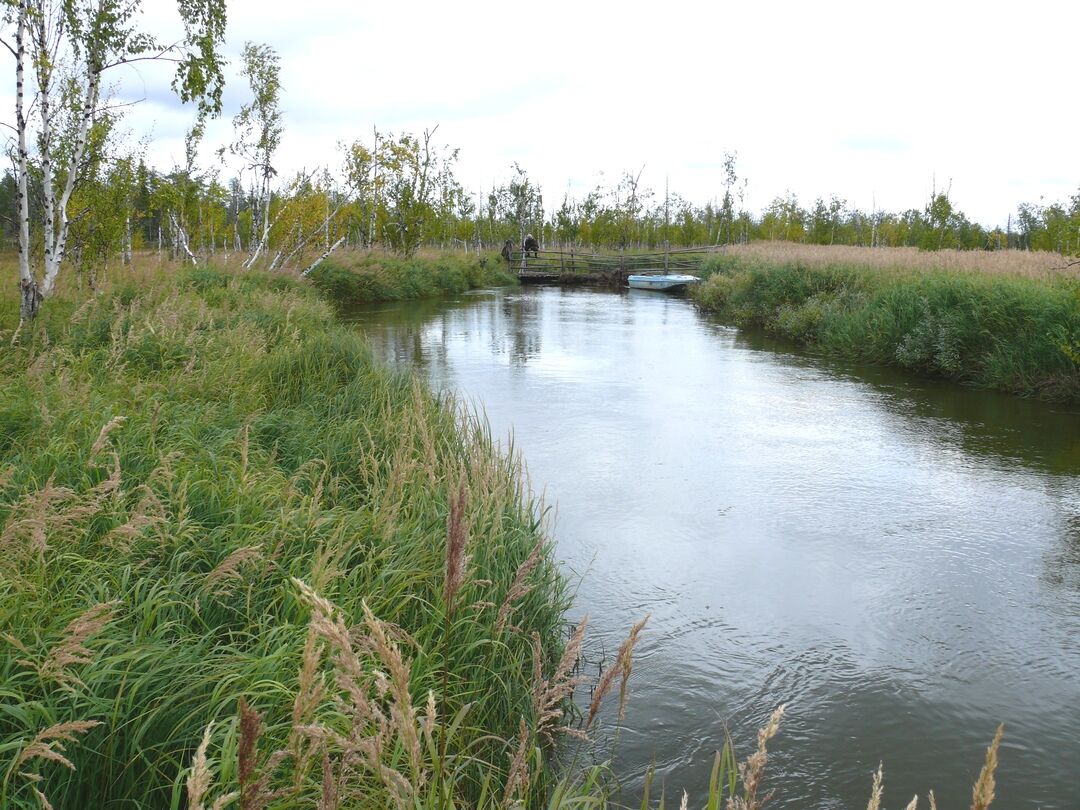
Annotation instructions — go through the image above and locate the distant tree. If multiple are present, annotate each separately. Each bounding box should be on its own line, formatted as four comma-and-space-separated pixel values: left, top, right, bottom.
379, 128, 458, 256
614, 166, 649, 248
924, 186, 954, 249
231, 41, 283, 268
717, 151, 738, 244
3, 0, 227, 321
492, 163, 543, 252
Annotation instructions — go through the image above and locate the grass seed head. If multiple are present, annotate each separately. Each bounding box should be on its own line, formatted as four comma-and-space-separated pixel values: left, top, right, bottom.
867, 763, 884, 810
971, 725, 1005, 810
444, 477, 471, 613
186, 723, 215, 810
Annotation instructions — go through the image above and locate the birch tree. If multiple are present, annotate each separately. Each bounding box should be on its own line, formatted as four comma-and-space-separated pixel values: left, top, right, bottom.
2, 0, 227, 321
378, 127, 458, 256
230, 41, 282, 268
492, 163, 543, 250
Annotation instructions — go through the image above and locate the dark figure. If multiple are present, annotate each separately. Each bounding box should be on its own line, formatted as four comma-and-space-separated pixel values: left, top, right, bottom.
524, 233, 539, 257
501, 239, 514, 263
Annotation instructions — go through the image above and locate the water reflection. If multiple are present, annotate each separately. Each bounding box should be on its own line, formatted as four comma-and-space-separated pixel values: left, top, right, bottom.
342, 287, 1080, 810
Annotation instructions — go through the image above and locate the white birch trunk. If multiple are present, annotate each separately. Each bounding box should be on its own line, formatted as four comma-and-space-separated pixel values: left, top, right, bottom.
272, 202, 346, 272
169, 212, 198, 266
33, 11, 57, 293
123, 214, 133, 265
15, 1, 38, 321
244, 174, 314, 268
258, 173, 270, 253
37, 3, 103, 298
244, 171, 273, 268
301, 235, 346, 277
368, 128, 378, 246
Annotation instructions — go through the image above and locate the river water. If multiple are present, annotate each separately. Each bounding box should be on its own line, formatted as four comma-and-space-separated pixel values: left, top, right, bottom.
343, 286, 1080, 809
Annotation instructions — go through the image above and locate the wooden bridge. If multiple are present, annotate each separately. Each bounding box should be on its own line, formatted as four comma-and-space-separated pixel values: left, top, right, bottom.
506, 245, 724, 284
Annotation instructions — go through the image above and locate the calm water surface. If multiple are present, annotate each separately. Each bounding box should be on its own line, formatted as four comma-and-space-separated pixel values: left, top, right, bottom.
344, 286, 1080, 809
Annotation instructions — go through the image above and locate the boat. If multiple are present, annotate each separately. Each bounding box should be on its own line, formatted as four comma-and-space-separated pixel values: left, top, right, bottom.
626, 272, 700, 291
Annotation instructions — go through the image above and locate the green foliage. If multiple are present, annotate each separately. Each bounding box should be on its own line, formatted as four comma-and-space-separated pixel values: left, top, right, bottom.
309, 251, 514, 305
693, 257, 1080, 400
342, 129, 462, 256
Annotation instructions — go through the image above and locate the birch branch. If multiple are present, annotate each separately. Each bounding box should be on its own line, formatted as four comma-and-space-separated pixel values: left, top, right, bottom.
243, 168, 316, 269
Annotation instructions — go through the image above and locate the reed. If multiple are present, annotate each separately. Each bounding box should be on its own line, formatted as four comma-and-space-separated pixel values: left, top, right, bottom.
709, 242, 1080, 280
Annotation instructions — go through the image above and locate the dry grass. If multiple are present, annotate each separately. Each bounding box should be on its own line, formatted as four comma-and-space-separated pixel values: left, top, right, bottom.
715, 241, 1079, 279
585, 615, 649, 729
729, 704, 785, 810
495, 537, 546, 634
531, 617, 588, 742
971, 725, 1004, 810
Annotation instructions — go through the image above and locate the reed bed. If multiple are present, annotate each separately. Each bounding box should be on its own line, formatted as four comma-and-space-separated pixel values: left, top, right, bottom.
712, 242, 1080, 280
0, 261, 1024, 808
694, 251, 1080, 401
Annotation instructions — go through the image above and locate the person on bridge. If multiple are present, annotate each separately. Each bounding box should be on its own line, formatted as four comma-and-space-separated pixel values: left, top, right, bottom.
501, 239, 514, 263
524, 233, 539, 257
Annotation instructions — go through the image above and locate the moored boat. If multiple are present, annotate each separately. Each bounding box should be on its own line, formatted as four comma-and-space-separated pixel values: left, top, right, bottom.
626, 273, 700, 291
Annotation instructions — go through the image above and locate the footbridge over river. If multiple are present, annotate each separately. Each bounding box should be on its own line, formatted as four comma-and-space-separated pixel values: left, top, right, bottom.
506, 245, 724, 284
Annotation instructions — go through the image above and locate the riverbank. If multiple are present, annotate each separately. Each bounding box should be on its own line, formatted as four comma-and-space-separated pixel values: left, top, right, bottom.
0, 262, 1039, 809
307, 249, 516, 305
692, 249, 1080, 401
0, 266, 573, 808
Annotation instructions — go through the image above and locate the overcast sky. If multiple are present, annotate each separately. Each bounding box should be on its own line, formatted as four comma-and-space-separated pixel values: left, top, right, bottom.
66, 0, 1080, 226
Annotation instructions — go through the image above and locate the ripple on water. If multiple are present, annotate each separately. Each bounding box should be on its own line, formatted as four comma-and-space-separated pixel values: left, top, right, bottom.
347, 287, 1080, 810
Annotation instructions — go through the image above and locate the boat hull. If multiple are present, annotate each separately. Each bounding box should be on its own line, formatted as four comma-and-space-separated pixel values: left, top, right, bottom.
627, 273, 700, 291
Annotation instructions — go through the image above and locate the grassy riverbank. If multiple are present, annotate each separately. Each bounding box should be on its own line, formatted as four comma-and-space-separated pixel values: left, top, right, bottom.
693, 246, 1080, 401
307, 250, 515, 305
0, 265, 581, 808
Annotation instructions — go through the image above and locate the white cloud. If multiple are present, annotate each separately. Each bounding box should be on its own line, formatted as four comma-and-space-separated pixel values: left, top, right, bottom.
4, 0, 1078, 226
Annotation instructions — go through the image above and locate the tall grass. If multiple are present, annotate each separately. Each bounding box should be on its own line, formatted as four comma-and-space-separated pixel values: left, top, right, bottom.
693, 250, 1080, 401
307, 250, 515, 306
708, 242, 1080, 280
0, 266, 576, 807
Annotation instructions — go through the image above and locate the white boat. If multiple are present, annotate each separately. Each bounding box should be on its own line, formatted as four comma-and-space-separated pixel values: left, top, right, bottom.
626, 273, 700, 291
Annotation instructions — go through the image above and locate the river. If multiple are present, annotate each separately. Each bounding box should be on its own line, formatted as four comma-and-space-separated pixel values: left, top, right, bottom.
343, 285, 1080, 809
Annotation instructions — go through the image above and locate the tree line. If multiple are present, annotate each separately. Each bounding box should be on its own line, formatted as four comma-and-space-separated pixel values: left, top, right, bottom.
3, 1, 1078, 322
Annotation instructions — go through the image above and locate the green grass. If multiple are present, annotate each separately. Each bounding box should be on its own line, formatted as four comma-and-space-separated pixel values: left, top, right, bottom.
0, 266, 573, 808
307, 250, 515, 306
693, 254, 1080, 401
